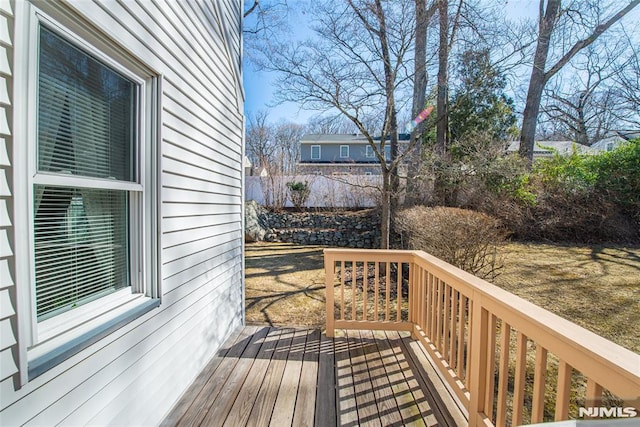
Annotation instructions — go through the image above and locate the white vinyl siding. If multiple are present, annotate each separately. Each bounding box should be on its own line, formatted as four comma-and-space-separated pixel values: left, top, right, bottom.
340, 145, 349, 158
2, 1, 243, 425
0, 0, 16, 387
311, 145, 321, 160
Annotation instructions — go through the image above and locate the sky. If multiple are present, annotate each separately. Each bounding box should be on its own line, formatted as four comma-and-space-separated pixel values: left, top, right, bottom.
242, 1, 639, 126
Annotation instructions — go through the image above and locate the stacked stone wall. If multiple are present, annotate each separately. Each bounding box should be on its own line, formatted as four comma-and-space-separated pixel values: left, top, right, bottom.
245, 201, 380, 248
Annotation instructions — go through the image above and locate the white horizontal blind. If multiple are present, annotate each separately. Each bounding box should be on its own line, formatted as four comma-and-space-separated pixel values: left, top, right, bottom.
34, 26, 137, 321
34, 186, 128, 319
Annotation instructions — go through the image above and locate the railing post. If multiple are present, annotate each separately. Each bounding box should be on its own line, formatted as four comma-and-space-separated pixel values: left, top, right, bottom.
468, 292, 489, 427
324, 250, 335, 338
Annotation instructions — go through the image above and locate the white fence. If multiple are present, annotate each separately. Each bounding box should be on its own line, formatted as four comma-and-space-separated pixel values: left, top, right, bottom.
245, 174, 382, 208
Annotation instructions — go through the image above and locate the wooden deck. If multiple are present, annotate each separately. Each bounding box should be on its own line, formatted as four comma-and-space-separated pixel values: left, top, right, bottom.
162, 325, 466, 427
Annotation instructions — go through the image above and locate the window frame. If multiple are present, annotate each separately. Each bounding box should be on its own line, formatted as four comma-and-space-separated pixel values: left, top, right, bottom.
15, 4, 161, 383
365, 145, 374, 158
339, 145, 349, 158
310, 144, 321, 160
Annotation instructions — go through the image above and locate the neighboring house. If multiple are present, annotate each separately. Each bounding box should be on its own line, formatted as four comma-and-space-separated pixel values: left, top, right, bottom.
244, 156, 253, 175
1, 1, 244, 425
591, 131, 639, 152
506, 140, 596, 159
298, 133, 410, 175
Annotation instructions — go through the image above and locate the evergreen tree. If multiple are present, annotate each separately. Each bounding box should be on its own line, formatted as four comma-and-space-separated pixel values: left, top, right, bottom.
449, 48, 516, 147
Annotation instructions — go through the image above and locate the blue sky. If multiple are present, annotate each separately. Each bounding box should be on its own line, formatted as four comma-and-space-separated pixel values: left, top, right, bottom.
242, 1, 639, 125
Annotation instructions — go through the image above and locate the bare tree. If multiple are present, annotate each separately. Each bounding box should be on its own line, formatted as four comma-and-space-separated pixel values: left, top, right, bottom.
273, 121, 305, 175
306, 115, 359, 134
257, 0, 420, 248
245, 110, 274, 172
611, 29, 640, 128
519, 0, 640, 163
539, 44, 627, 145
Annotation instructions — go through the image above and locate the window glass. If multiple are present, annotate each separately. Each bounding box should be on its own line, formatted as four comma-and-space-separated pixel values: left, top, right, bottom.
340, 145, 349, 158
365, 145, 374, 158
311, 145, 321, 159
38, 27, 136, 182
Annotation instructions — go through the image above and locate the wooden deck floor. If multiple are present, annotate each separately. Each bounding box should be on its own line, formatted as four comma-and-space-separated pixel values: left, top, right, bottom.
162, 326, 466, 427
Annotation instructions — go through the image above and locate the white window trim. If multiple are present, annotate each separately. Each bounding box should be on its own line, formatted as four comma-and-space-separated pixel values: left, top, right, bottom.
340, 145, 349, 158
311, 144, 321, 160
14, 3, 161, 384
365, 145, 374, 158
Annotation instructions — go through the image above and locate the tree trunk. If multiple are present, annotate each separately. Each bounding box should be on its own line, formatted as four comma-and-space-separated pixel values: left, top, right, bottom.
374, 0, 401, 240
519, 0, 560, 164
380, 169, 392, 249
406, 0, 430, 206
436, 0, 449, 154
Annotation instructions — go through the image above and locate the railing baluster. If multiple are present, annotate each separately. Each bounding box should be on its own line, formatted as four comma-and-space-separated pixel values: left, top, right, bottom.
428, 273, 435, 338
443, 284, 451, 362
484, 315, 497, 421
513, 332, 528, 426
496, 322, 511, 427
419, 268, 427, 332
465, 299, 473, 391
555, 360, 572, 421
450, 289, 458, 370
457, 294, 466, 381
397, 262, 402, 321
531, 345, 548, 423
385, 261, 391, 321
363, 261, 368, 321
340, 261, 345, 320
586, 378, 603, 408
351, 261, 357, 320
374, 262, 379, 321
435, 278, 443, 349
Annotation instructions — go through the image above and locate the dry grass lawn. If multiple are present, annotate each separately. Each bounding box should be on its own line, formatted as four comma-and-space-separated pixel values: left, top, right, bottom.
245, 242, 326, 326
245, 241, 640, 353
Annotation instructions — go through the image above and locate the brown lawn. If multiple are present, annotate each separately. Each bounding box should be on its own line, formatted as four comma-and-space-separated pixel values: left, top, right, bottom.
244, 241, 640, 353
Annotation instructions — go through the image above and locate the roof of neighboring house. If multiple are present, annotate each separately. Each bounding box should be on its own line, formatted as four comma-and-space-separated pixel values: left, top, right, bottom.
300, 133, 411, 144
506, 140, 596, 155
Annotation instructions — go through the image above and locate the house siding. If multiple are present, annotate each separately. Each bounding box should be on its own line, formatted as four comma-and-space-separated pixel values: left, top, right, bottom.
301, 143, 375, 163
1, 1, 243, 426
0, 0, 16, 393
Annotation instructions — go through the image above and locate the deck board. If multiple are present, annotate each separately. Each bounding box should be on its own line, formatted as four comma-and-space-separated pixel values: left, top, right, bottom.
163, 326, 465, 427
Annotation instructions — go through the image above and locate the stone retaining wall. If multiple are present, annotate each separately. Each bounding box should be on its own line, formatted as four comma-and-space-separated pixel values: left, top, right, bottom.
245, 201, 380, 248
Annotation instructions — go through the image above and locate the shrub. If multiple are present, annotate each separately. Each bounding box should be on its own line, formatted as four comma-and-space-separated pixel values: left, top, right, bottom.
591, 138, 640, 221
286, 180, 310, 210
394, 206, 505, 280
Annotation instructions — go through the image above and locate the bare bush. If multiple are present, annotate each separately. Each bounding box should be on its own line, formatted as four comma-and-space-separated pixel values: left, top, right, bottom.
394, 206, 506, 280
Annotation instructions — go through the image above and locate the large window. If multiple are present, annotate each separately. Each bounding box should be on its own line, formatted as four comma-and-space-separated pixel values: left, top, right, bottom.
21, 16, 159, 379
35, 27, 137, 320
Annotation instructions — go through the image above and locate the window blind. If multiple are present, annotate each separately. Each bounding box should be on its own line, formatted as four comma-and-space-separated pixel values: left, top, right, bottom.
34, 186, 129, 320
